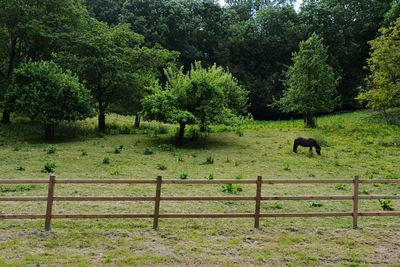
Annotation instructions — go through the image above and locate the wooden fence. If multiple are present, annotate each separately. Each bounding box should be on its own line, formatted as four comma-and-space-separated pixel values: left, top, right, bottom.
0, 176, 399, 231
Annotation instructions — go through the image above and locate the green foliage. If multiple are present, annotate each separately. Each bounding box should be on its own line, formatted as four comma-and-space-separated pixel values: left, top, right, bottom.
114, 145, 124, 154
357, 18, 400, 114
111, 168, 120, 175
80, 150, 88, 156
206, 173, 214, 180
158, 144, 175, 152
15, 165, 25, 171
0, 185, 39, 193
221, 183, 243, 194
144, 147, 154, 155
157, 163, 167, 171
46, 145, 57, 154
309, 201, 323, 208
378, 199, 394, 211
102, 157, 110, 164
10, 61, 93, 139
143, 62, 248, 141
204, 155, 214, 165
335, 184, 347, 190
57, 20, 177, 132
41, 162, 56, 173
0, 0, 88, 121
179, 172, 188, 180
270, 202, 283, 210
275, 34, 338, 127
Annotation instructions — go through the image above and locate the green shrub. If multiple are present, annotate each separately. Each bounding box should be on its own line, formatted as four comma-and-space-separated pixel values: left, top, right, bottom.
80, 150, 88, 156
144, 147, 153, 155
206, 173, 214, 180
221, 183, 243, 194
179, 172, 188, 180
41, 162, 56, 173
15, 165, 25, 171
46, 145, 57, 154
114, 145, 124, 154
271, 202, 283, 210
111, 168, 120, 175
235, 128, 244, 137
177, 153, 184, 162
102, 157, 110, 164
203, 155, 214, 164
283, 162, 290, 171
157, 164, 167, 170
335, 184, 347, 190
379, 199, 394, 211
155, 125, 169, 134
309, 201, 323, 208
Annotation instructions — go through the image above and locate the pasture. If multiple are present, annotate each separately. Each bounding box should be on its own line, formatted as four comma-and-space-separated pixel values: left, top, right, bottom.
0, 111, 399, 266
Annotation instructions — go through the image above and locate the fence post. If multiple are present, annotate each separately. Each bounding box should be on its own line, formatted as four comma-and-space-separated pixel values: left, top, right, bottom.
153, 176, 162, 230
254, 176, 262, 229
44, 175, 56, 231
352, 175, 360, 229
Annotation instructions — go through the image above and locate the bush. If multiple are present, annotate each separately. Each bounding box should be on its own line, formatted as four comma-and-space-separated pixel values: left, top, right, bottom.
41, 162, 56, 173
144, 147, 153, 155
379, 199, 394, 211
157, 164, 167, 170
221, 183, 243, 194
179, 172, 188, 180
102, 157, 110, 164
206, 173, 214, 180
114, 145, 124, 154
15, 165, 25, 171
309, 201, 323, 208
203, 155, 214, 165
80, 150, 88, 156
46, 145, 57, 154
111, 168, 120, 175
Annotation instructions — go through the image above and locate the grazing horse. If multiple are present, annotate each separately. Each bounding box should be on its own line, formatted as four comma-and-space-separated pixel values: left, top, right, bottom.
293, 137, 321, 155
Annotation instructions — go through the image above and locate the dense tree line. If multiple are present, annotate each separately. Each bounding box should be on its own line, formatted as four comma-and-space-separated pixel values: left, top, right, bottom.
1, 0, 399, 139
85, 0, 397, 119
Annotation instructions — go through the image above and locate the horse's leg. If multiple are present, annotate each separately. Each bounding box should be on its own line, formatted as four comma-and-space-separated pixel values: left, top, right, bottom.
309, 147, 313, 151
293, 141, 298, 153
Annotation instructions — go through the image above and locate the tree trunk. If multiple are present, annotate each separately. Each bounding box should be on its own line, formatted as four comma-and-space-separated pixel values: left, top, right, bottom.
1, 111, 10, 124
98, 110, 106, 132
134, 112, 141, 128
304, 113, 316, 128
177, 122, 186, 144
45, 124, 55, 142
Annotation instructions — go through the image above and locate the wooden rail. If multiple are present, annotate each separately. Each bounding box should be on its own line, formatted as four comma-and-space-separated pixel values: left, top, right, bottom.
0, 176, 399, 230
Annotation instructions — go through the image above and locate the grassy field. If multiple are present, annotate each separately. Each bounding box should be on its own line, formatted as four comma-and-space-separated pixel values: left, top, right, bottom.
0, 111, 399, 266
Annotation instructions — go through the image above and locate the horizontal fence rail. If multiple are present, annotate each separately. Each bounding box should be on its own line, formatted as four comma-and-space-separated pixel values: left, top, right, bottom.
0, 176, 399, 230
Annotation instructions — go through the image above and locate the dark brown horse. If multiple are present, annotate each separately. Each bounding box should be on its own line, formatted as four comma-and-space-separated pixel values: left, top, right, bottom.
293, 137, 321, 155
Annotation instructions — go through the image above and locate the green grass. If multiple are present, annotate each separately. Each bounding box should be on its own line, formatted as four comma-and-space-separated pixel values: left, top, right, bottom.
0, 111, 399, 266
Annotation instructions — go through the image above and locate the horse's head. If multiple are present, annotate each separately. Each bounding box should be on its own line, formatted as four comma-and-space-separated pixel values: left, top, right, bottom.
316, 148, 321, 155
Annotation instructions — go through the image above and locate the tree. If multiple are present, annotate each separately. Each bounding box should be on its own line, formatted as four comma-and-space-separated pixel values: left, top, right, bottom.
385, 0, 400, 25
85, 0, 125, 25
275, 34, 337, 128
300, 0, 392, 109
357, 18, 400, 115
219, 5, 304, 119
10, 61, 93, 140
0, 0, 87, 124
142, 62, 248, 143
57, 20, 177, 132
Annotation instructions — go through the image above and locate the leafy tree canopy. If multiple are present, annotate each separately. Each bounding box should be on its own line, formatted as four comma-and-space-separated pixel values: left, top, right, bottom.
276, 33, 338, 127
142, 62, 248, 142
357, 18, 400, 114
10, 61, 93, 140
